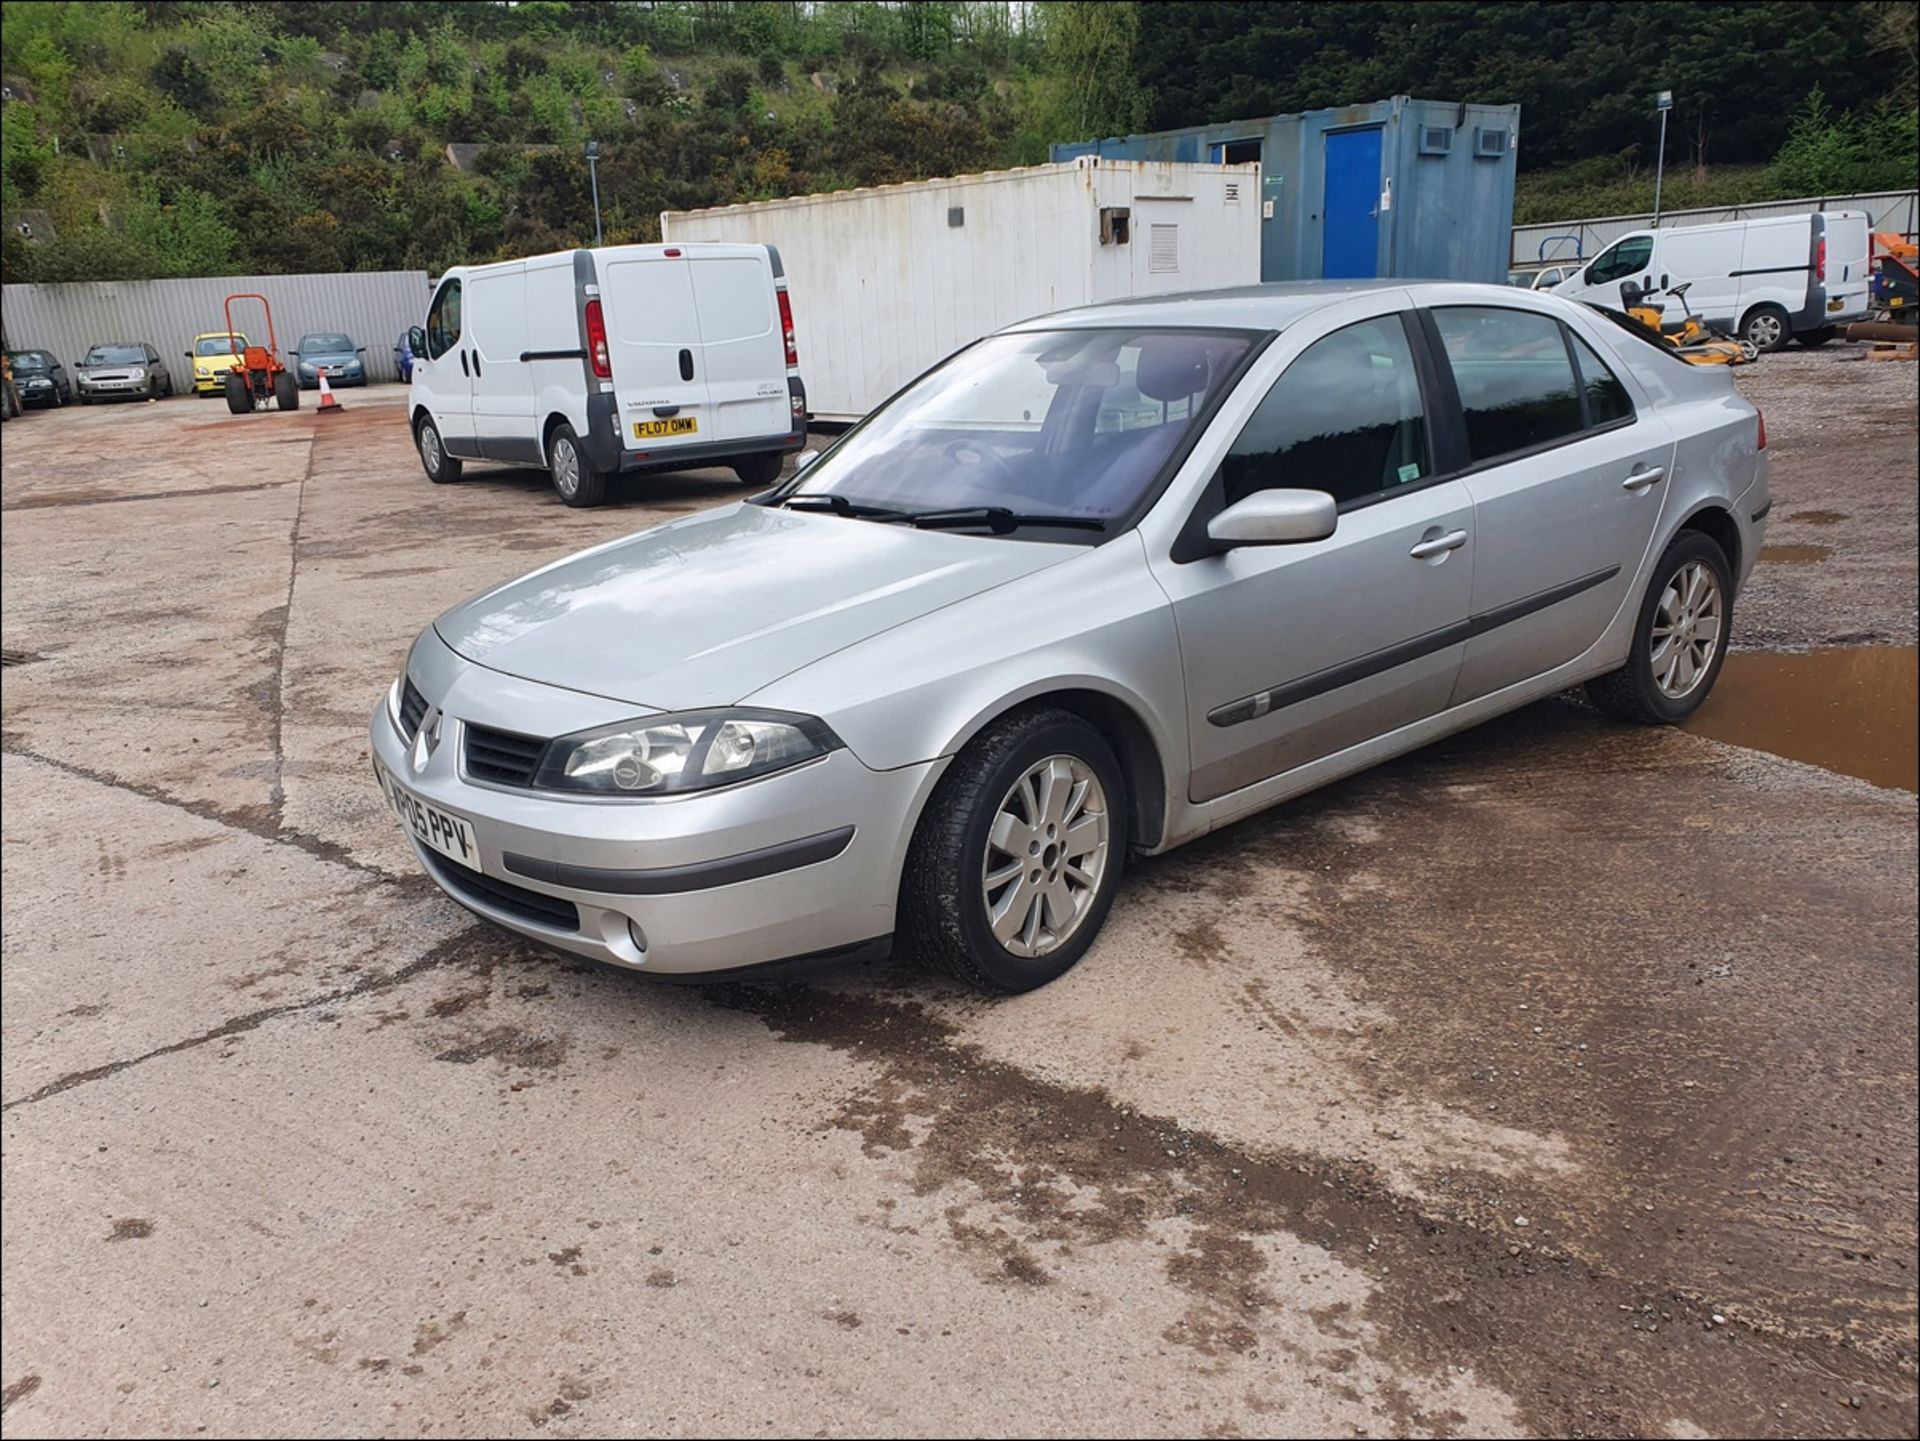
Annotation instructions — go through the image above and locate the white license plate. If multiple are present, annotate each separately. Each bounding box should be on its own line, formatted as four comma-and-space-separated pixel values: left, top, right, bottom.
375, 760, 481, 871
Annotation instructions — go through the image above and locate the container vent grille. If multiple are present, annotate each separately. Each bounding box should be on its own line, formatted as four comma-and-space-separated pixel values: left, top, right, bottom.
1474, 127, 1509, 158
1223, 181, 1241, 202
1149, 224, 1179, 273
1418, 126, 1453, 156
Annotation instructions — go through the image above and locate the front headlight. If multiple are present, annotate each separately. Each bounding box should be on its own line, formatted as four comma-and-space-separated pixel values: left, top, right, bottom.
531, 709, 839, 796
129, 367, 146, 380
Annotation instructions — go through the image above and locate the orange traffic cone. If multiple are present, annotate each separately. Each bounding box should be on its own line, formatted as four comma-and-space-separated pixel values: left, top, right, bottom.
316, 371, 345, 415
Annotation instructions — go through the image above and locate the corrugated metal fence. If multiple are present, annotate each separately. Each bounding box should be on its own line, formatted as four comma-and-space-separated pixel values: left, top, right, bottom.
1513, 189, 1919, 265
1, 270, 432, 391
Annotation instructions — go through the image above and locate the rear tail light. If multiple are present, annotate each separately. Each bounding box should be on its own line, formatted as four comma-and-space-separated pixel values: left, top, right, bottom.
1816, 238, 1827, 282
1756, 407, 1767, 450
584, 299, 610, 378
777, 288, 798, 367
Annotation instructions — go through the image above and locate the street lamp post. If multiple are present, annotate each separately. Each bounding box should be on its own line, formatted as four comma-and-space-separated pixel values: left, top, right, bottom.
1652, 91, 1673, 227
584, 139, 603, 246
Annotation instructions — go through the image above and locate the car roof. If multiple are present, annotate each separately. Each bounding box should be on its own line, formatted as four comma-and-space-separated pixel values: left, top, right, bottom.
1004, 279, 1547, 333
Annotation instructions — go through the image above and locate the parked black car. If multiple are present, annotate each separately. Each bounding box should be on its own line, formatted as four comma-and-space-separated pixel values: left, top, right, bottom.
5, 349, 74, 407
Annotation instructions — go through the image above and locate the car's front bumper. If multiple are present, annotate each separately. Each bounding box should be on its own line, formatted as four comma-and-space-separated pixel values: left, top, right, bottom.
368, 631, 941, 976
78, 377, 150, 396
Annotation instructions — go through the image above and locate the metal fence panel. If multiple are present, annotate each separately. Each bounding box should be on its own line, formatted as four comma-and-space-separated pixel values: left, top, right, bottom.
1, 269, 434, 391
1512, 189, 1919, 265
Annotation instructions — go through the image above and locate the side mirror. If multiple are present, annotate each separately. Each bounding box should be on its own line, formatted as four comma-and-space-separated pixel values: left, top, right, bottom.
794, 450, 819, 472
356, 346, 367, 353
1206, 489, 1338, 549
407, 326, 426, 358
183, 351, 193, 359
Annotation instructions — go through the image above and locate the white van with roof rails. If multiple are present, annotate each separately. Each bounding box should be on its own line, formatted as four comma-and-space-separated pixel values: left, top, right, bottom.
407, 243, 806, 506
1552, 211, 1870, 352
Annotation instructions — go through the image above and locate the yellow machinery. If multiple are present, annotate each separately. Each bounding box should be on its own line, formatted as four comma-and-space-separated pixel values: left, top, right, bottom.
1619, 281, 1757, 365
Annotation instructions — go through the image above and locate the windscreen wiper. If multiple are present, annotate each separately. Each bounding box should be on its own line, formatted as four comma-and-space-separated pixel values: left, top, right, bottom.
880, 507, 1108, 534
778, 493, 904, 519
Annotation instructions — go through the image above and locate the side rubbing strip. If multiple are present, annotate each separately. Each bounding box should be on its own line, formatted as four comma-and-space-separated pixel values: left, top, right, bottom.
1208, 565, 1621, 727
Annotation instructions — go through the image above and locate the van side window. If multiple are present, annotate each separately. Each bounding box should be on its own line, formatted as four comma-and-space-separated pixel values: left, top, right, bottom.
1586, 236, 1653, 286
426, 279, 462, 359
1220, 315, 1428, 508
1568, 332, 1634, 426
1431, 307, 1584, 461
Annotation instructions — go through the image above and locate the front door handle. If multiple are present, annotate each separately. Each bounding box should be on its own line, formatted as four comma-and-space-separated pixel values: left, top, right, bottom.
1409, 529, 1468, 560
459, 350, 469, 376
1622, 465, 1666, 492
472, 352, 483, 377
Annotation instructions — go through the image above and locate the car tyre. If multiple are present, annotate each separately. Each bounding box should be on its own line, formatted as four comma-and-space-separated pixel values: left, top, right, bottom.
416, 415, 462, 483
1586, 530, 1734, 725
549, 423, 607, 507
900, 706, 1127, 994
731, 452, 785, 487
1739, 303, 1792, 353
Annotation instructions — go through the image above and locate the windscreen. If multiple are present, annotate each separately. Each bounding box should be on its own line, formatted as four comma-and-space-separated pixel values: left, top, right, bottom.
195, 336, 242, 356
85, 345, 145, 365
10, 351, 52, 371
787, 328, 1254, 524
300, 334, 353, 353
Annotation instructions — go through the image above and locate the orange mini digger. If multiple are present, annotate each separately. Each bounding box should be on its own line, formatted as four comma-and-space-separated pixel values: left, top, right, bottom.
220, 293, 299, 413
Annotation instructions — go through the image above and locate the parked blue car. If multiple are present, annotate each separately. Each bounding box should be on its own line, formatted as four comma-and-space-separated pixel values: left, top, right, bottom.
393, 330, 414, 383
292, 332, 369, 389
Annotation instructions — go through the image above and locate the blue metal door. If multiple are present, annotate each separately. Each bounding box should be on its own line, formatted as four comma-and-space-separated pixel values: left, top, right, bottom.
1321, 128, 1383, 278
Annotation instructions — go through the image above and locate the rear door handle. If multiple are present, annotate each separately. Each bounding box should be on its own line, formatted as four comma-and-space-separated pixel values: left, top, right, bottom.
1409, 529, 1468, 559
472, 352, 482, 377
1622, 465, 1666, 492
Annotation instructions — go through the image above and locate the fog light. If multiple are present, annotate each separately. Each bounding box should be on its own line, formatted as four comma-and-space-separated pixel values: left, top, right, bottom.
627, 918, 648, 954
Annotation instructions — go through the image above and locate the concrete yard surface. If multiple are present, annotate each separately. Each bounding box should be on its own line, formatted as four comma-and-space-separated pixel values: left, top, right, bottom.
2, 359, 1915, 1438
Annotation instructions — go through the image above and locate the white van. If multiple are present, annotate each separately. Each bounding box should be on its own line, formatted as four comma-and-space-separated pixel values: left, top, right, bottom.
1552, 211, 1871, 351
407, 243, 806, 506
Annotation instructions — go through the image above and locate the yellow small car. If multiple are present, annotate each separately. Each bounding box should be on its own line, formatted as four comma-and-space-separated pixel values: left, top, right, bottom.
187, 332, 249, 395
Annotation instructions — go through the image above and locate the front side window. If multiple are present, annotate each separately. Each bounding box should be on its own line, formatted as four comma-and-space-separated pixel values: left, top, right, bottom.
1432, 307, 1583, 462
785, 328, 1253, 531
426, 280, 462, 359
1220, 315, 1428, 509
1586, 235, 1653, 286
1568, 332, 1633, 425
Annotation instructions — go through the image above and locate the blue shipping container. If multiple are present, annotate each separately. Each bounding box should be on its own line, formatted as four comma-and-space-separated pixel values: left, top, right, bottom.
1053, 96, 1521, 285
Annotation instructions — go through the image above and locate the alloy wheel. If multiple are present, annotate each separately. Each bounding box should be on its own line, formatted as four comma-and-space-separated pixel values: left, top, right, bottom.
981, 755, 1110, 958
1650, 559, 1723, 699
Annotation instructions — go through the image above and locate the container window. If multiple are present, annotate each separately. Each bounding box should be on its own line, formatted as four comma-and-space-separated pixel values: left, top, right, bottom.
1099, 207, 1130, 245
1418, 126, 1453, 156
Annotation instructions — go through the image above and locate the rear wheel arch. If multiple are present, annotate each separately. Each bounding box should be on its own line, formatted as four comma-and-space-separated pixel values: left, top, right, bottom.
1676, 503, 1741, 589
540, 410, 573, 465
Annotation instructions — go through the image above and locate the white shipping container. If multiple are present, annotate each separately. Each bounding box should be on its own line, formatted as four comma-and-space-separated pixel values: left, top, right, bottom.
662, 157, 1262, 421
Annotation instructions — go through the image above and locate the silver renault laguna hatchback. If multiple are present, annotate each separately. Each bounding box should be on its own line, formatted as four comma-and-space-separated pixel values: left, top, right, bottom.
373, 281, 1768, 992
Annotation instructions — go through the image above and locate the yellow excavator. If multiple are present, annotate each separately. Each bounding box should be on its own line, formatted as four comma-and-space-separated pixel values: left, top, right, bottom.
1617, 280, 1758, 366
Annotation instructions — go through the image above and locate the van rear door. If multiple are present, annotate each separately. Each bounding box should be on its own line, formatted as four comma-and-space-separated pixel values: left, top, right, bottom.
687, 251, 790, 443
601, 253, 709, 455
1821, 211, 1871, 323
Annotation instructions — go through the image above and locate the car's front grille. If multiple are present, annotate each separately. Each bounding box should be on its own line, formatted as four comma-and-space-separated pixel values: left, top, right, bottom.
422, 850, 580, 932
398, 677, 429, 740
464, 723, 546, 787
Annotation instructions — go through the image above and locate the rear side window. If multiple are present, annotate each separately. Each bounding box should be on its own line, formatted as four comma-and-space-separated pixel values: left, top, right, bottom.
1221, 315, 1428, 508
426, 279, 462, 359
1568, 332, 1633, 425
1432, 307, 1583, 462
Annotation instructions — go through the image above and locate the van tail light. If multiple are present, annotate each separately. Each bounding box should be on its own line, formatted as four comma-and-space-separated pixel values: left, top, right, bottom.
777, 288, 798, 367
584, 299, 610, 378
1756, 407, 1767, 450
1815, 238, 1827, 282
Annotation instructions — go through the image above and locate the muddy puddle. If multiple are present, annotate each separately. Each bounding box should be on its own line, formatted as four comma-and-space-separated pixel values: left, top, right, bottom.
1687, 645, 1918, 792
1759, 542, 1832, 564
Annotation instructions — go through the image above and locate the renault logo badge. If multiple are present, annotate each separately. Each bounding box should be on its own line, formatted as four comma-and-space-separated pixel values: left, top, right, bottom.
411, 706, 442, 773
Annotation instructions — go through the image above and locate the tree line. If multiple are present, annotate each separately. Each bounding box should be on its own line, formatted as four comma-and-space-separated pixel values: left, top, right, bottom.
2, 1, 1911, 285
